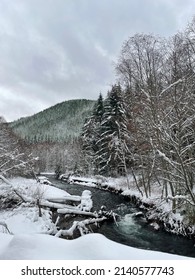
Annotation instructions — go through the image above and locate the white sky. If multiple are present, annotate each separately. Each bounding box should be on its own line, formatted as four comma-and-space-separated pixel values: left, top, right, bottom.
0, 0, 195, 121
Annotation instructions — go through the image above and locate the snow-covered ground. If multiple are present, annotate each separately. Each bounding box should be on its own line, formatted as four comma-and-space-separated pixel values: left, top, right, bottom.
0, 232, 189, 260
0, 176, 192, 260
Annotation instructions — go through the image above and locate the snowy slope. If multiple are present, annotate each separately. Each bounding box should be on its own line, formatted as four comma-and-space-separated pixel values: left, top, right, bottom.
9, 99, 95, 143
0, 233, 189, 260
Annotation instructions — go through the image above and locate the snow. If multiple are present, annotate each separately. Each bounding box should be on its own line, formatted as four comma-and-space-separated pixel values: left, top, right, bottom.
0, 176, 96, 237
78, 190, 93, 211
0, 176, 193, 260
0, 233, 189, 260
1, 176, 70, 200
0, 207, 54, 234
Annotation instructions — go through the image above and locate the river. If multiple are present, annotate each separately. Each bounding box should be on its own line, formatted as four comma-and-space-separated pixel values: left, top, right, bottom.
49, 178, 195, 258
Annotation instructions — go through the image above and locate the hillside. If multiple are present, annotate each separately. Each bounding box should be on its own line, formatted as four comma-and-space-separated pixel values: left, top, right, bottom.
9, 99, 95, 143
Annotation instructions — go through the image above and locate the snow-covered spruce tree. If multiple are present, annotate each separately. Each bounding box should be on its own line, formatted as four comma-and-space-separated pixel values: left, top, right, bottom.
95, 85, 131, 177
93, 93, 104, 124
81, 94, 104, 174
91, 93, 105, 173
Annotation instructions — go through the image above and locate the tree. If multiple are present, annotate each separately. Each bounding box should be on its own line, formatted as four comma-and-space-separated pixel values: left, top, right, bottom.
116, 34, 166, 196
0, 119, 36, 177
115, 29, 195, 211
95, 85, 130, 176
0, 117, 40, 210
156, 31, 195, 207
81, 94, 104, 174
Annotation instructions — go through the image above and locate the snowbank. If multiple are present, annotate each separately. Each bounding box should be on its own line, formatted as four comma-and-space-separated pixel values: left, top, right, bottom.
0, 207, 54, 234
0, 177, 73, 235
64, 175, 195, 237
9, 177, 71, 200
0, 176, 192, 260
0, 233, 189, 260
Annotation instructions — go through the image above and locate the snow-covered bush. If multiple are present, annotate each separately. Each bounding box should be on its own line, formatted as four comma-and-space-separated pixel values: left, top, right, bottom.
94, 175, 108, 186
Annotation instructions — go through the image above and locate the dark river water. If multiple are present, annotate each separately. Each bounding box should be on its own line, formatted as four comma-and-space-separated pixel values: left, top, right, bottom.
49, 178, 195, 258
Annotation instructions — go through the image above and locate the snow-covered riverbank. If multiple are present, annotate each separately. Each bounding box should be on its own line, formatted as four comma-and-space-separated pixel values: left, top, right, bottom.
0, 176, 191, 260
61, 174, 195, 238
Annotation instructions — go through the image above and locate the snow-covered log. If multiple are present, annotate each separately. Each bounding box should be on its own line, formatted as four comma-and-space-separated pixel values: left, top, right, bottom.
57, 208, 98, 217
47, 195, 81, 203
55, 217, 107, 237
39, 200, 76, 210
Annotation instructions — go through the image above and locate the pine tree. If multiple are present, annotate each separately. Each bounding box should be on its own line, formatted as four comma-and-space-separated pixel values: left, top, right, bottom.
95, 84, 130, 176
81, 93, 104, 174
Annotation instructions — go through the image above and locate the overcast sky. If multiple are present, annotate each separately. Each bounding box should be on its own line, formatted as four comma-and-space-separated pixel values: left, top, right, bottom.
0, 0, 195, 121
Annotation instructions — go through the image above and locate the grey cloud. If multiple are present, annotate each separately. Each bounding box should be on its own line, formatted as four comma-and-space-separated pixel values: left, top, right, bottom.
1, 0, 195, 121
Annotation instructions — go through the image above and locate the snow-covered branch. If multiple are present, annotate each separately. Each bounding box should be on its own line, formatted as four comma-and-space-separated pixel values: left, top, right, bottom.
0, 221, 12, 234
55, 217, 107, 238
160, 79, 183, 96
167, 195, 195, 207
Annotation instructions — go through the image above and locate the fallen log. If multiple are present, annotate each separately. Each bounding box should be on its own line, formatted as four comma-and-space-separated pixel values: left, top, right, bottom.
57, 208, 98, 217
47, 195, 81, 203
39, 200, 77, 210
55, 217, 107, 237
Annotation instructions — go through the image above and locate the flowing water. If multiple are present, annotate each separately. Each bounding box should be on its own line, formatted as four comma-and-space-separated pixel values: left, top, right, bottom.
49, 178, 195, 258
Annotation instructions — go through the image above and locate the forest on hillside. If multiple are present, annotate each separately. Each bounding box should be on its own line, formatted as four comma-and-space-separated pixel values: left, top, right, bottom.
8, 100, 95, 174
10, 99, 95, 143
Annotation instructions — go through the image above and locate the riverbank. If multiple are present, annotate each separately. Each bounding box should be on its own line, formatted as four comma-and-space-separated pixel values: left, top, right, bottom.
1, 176, 191, 259
60, 174, 195, 239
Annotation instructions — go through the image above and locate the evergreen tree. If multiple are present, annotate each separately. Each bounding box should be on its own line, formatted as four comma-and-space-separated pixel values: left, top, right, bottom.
81, 93, 104, 173
93, 93, 104, 124
95, 84, 130, 176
